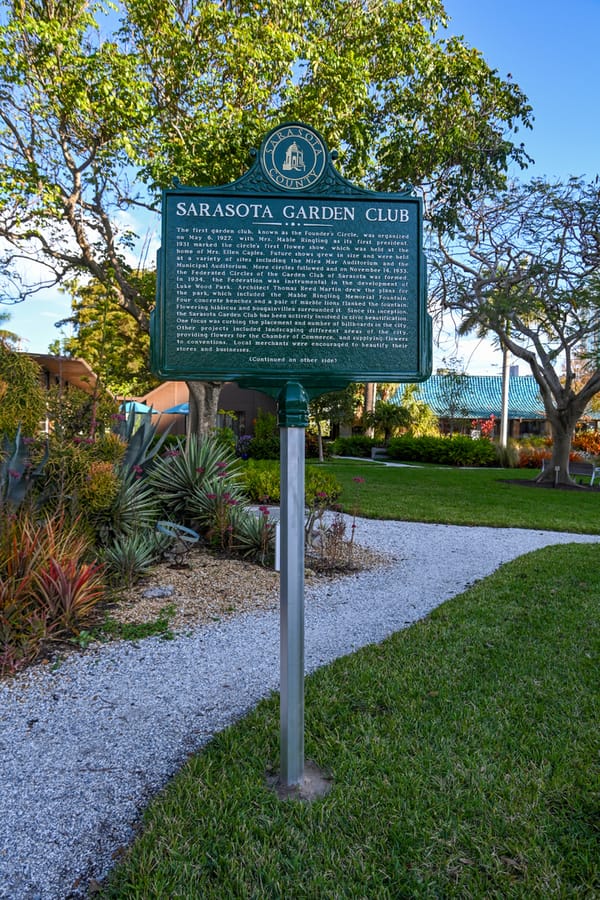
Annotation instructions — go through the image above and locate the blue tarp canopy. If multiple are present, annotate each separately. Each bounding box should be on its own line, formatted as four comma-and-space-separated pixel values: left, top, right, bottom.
163, 402, 190, 415
120, 400, 157, 414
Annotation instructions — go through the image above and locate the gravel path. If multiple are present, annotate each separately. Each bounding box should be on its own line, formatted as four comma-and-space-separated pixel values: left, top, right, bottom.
1, 517, 598, 899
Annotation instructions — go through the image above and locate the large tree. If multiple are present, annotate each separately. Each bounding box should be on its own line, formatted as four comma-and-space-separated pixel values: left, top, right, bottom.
434, 177, 600, 484
54, 275, 159, 397
0, 0, 532, 432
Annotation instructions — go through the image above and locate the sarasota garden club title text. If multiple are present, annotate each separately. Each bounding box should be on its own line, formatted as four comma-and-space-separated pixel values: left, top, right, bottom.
175, 200, 410, 224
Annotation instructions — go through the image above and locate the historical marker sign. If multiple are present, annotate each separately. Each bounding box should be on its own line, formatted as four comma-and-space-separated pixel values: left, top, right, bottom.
152, 123, 431, 394
151, 123, 432, 790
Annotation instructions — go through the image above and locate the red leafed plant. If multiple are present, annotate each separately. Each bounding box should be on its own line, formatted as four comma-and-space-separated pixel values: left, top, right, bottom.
0, 508, 106, 675
34, 557, 105, 629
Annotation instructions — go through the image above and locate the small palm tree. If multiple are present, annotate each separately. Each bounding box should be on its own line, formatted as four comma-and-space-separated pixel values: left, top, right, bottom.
364, 400, 409, 443
0, 311, 20, 348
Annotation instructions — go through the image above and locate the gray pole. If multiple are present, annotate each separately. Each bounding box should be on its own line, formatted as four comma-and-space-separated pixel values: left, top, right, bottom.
500, 343, 510, 448
278, 382, 309, 787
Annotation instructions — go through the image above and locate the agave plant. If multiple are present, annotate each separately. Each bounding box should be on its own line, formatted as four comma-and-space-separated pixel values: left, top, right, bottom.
113, 410, 173, 479
0, 425, 48, 508
100, 531, 163, 588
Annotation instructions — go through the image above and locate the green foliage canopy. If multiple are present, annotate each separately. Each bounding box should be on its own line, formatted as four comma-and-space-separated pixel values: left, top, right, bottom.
0, 0, 532, 323
0, 343, 46, 438
55, 275, 160, 397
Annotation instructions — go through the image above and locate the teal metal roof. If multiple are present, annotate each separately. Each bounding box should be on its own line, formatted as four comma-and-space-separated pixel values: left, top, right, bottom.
395, 375, 546, 420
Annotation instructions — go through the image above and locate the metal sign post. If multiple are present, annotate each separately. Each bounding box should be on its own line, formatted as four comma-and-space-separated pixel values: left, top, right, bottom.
278, 382, 309, 786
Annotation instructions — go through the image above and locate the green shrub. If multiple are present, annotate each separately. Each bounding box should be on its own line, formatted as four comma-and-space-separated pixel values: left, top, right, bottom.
330, 435, 377, 457
240, 461, 341, 507
387, 434, 497, 467
0, 343, 46, 439
305, 431, 330, 458
245, 435, 280, 459
253, 409, 278, 440
305, 468, 342, 504
240, 460, 280, 503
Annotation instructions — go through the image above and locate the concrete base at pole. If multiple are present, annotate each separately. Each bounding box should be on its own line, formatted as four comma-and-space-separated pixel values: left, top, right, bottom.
266, 759, 333, 802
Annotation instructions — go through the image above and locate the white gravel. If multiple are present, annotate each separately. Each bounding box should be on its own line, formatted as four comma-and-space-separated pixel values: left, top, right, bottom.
1, 517, 598, 899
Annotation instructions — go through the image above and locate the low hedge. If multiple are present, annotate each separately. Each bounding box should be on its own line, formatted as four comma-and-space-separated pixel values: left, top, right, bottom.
239, 459, 341, 504
386, 434, 497, 467
330, 435, 378, 458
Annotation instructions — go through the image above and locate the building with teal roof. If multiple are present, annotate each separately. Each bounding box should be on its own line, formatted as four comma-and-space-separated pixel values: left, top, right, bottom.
393, 373, 547, 437
394, 372, 600, 436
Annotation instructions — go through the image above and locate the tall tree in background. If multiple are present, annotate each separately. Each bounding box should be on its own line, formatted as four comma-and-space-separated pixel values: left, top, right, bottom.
54, 275, 159, 397
0, 0, 532, 433
433, 178, 600, 484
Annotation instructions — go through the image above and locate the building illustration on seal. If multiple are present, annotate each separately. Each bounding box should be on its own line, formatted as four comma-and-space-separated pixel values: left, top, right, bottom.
282, 141, 305, 172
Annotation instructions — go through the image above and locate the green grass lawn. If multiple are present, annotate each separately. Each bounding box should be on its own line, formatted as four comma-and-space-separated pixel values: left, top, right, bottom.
314, 459, 600, 533
104, 544, 599, 899
103, 464, 600, 899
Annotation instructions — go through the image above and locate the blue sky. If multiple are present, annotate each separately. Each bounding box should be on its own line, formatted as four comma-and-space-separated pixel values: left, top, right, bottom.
7, 0, 600, 368
435, 0, 600, 372
444, 0, 600, 184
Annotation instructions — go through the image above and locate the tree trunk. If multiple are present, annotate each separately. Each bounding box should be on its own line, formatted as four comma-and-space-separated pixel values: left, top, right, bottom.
186, 381, 222, 443
364, 382, 376, 437
316, 420, 324, 463
535, 409, 581, 485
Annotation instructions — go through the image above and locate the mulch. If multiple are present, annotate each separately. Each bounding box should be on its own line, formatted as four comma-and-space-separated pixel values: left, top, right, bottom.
500, 478, 600, 492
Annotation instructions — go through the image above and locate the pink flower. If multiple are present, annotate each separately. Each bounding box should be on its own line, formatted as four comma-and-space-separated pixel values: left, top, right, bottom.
352, 476, 365, 483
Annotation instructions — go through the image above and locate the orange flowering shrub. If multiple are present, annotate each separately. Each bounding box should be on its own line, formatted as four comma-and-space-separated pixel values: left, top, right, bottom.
572, 431, 600, 456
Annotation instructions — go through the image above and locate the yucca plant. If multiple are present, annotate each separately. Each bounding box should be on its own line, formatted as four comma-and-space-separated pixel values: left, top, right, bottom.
233, 506, 276, 566
92, 472, 161, 546
149, 436, 243, 524
115, 411, 173, 478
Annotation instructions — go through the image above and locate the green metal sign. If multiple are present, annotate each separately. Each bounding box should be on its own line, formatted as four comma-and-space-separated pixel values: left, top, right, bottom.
152, 123, 431, 395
